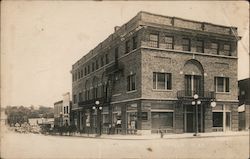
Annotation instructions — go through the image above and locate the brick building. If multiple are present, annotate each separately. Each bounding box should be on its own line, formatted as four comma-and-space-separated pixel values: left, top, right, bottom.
238, 78, 250, 130
54, 92, 71, 127
71, 11, 240, 135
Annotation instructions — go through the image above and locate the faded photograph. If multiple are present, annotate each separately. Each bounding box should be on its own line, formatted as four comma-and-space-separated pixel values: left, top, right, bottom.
1, 1, 249, 159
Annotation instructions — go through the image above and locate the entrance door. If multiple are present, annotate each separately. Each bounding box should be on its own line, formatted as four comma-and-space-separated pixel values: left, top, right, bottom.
184, 105, 204, 133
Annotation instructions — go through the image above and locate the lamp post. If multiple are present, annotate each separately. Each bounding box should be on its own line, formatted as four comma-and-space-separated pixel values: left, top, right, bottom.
92, 100, 102, 136
192, 94, 201, 136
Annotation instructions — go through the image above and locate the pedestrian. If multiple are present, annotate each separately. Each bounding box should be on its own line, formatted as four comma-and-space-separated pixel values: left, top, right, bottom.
160, 130, 164, 138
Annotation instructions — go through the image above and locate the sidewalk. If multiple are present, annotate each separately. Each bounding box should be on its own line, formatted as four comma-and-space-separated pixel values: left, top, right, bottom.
71, 131, 249, 140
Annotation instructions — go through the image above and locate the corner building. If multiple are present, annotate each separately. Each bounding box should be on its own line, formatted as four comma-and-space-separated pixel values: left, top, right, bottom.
71, 11, 240, 135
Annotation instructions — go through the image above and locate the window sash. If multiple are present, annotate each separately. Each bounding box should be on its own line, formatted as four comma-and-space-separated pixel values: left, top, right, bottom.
165, 36, 173, 49
211, 43, 219, 54
105, 54, 109, 64
125, 40, 130, 53
100, 56, 104, 67
223, 44, 231, 55
132, 36, 138, 50
182, 38, 190, 51
128, 74, 136, 91
153, 72, 171, 90
149, 34, 159, 48
215, 77, 229, 92
196, 40, 204, 53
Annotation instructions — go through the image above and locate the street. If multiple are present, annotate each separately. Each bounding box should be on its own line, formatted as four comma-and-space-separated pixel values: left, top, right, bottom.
1, 128, 249, 159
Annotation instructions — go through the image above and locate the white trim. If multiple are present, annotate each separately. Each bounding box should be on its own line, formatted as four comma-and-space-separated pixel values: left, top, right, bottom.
112, 93, 122, 97
216, 99, 238, 102
151, 109, 174, 112
127, 110, 137, 113
126, 90, 137, 94
110, 97, 177, 104
152, 89, 172, 92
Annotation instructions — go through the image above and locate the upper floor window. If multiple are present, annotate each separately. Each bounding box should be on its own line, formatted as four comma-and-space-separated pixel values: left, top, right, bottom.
92, 62, 95, 72
127, 74, 136, 91
75, 72, 77, 81
165, 36, 174, 49
96, 59, 99, 70
105, 53, 109, 64
125, 40, 130, 53
196, 40, 204, 53
211, 42, 219, 54
78, 71, 80, 80
80, 69, 83, 78
93, 87, 98, 99
153, 72, 172, 90
84, 67, 87, 76
100, 56, 104, 67
79, 92, 83, 102
132, 36, 138, 50
214, 77, 229, 92
115, 47, 119, 59
85, 89, 90, 100
182, 38, 191, 51
64, 107, 66, 114
73, 94, 77, 104
87, 65, 90, 74
223, 44, 231, 56
72, 74, 75, 82
149, 34, 159, 48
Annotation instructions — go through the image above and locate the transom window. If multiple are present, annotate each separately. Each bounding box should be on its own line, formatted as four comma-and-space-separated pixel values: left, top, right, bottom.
214, 77, 229, 92
127, 74, 136, 91
182, 38, 191, 51
196, 40, 204, 53
165, 36, 174, 49
149, 34, 159, 48
153, 72, 172, 90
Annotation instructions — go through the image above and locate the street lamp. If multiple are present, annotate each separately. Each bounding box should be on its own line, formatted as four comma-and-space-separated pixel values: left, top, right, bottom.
192, 94, 201, 136
92, 100, 102, 136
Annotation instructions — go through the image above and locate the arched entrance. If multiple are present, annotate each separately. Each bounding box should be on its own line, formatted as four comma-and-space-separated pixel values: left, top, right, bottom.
183, 59, 205, 133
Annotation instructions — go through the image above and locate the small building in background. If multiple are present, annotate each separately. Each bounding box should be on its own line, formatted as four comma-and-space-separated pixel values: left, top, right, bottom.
238, 78, 250, 131
54, 92, 71, 127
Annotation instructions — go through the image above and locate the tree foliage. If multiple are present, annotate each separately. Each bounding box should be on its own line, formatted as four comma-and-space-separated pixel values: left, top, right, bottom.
5, 105, 54, 126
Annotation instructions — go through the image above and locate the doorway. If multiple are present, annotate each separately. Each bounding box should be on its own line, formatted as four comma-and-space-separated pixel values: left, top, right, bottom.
184, 105, 204, 133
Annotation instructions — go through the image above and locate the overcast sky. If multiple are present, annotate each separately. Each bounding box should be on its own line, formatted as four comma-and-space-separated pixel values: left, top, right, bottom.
1, 1, 249, 107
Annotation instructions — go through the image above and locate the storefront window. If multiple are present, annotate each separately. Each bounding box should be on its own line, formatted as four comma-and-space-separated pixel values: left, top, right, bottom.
151, 112, 173, 129
127, 112, 137, 129
212, 112, 223, 127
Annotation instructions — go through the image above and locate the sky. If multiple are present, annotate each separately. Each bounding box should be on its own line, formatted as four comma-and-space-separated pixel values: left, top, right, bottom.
1, 1, 249, 107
